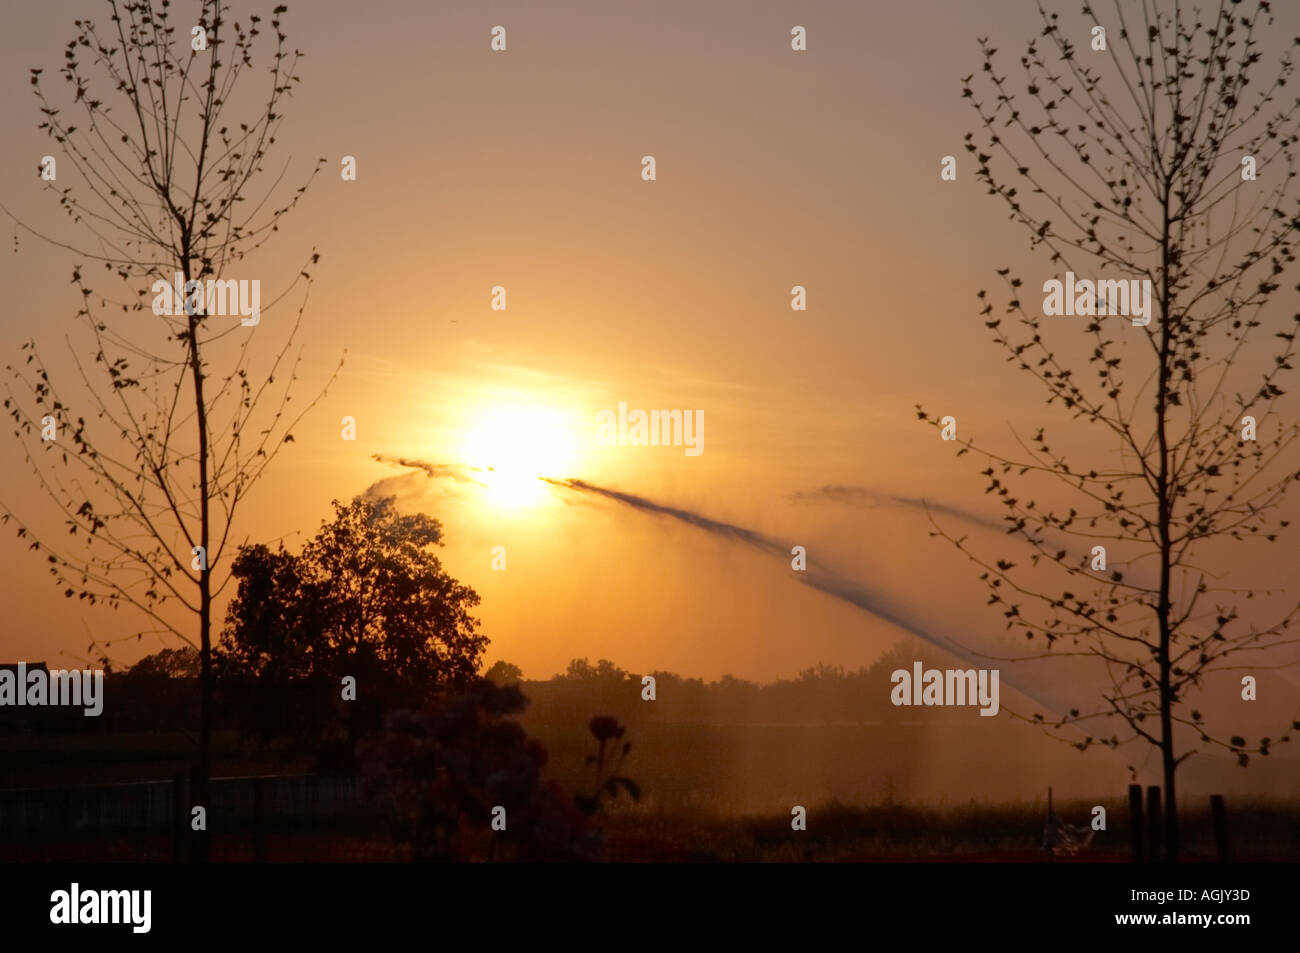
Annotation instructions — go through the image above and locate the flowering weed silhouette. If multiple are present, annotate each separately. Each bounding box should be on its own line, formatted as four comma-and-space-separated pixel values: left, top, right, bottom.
574, 716, 639, 820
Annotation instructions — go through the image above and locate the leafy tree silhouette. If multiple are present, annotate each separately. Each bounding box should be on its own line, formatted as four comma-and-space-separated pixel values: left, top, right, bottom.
219, 495, 487, 763
484, 660, 524, 685
129, 646, 200, 679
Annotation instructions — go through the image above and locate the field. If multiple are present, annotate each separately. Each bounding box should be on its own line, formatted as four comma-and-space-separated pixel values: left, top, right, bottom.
3, 724, 1298, 861
4, 796, 1297, 862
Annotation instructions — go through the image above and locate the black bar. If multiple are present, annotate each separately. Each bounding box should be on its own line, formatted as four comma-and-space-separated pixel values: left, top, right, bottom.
2, 863, 1280, 942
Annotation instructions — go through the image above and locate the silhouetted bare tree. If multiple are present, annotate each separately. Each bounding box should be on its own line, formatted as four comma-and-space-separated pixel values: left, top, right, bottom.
1, 0, 337, 841
924, 0, 1300, 860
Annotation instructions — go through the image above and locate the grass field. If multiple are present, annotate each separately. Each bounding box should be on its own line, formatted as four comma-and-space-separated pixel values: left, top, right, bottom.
4, 725, 1297, 861
4, 797, 1297, 862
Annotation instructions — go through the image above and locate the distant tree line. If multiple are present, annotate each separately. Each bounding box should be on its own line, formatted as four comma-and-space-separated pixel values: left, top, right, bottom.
3, 638, 972, 741
515, 644, 967, 728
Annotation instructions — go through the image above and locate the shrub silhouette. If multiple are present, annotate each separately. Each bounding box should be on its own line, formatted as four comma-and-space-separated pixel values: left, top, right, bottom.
359, 679, 604, 861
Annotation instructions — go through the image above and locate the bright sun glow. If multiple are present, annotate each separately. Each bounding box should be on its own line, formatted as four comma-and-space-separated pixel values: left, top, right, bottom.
459, 404, 579, 507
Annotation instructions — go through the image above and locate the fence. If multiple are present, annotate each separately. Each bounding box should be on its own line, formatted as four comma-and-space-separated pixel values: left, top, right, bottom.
0, 773, 361, 837
1127, 784, 1230, 862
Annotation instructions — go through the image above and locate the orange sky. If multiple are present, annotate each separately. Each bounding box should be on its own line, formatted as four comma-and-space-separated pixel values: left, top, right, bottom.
1, 0, 1297, 750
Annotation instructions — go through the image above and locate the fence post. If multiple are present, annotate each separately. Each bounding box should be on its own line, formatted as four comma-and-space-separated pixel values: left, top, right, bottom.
1210, 794, 1229, 863
172, 772, 186, 863
1128, 784, 1144, 863
1146, 785, 1162, 862
253, 777, 266, 863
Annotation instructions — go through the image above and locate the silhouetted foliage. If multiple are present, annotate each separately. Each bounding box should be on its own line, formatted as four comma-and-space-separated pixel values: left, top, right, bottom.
484, 660, 524, 685
526, 642, 938, 727
217, 495, 487, 762
128, 647, 200, 679
574, 716, 638, 819
358, 679, 602, 861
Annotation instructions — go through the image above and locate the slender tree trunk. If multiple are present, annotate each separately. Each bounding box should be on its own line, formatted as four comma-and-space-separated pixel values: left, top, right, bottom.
184, 256, 213, 861
186, 54, 218, 847
1156, 191, 1179, 862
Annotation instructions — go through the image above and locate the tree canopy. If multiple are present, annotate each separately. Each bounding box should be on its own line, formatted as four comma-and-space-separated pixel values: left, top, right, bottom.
218, 495, 487, 748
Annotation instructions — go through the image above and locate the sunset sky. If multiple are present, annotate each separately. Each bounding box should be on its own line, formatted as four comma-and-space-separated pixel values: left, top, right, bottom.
2, 0, 1297, 775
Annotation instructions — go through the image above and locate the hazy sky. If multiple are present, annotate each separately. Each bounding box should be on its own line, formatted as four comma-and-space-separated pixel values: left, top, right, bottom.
2, 0, 1297, 759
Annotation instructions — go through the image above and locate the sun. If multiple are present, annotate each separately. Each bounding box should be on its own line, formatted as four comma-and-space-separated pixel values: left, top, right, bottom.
459, 404, 579, 507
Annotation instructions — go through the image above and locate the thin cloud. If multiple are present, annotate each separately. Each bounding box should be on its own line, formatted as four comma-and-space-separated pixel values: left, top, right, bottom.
792, 484, 1011, 535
